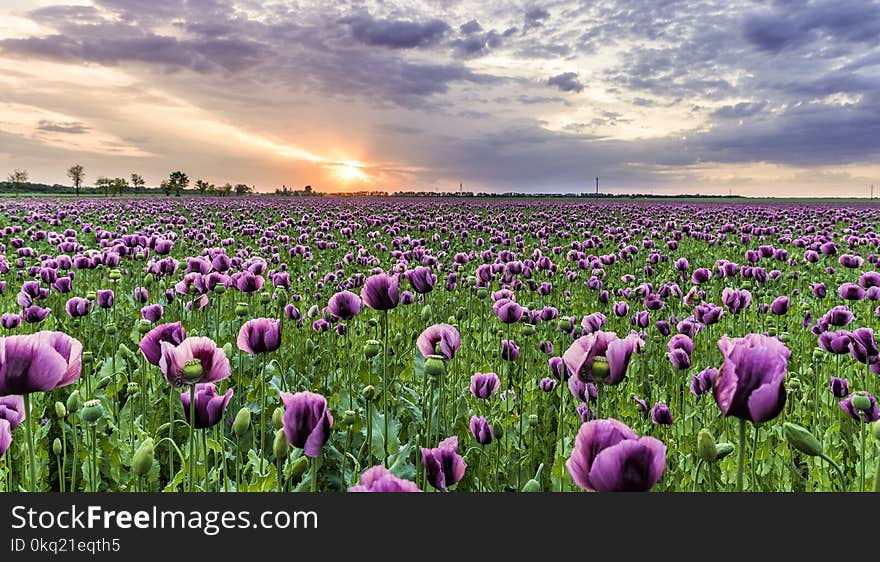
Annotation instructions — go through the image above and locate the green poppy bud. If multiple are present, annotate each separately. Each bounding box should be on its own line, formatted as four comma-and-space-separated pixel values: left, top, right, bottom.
135, 251, 146, 261
290, 456, 309, 480
183, 359, 203, 382
80, 399, 104, 423
273, 429, 289, 459
424, 355, 445, 378
493, 423, 504, 440
872, 420, 880, 440
52, 438, 62, 456
235, 302, 248, 317
54, 401, 66, 419
364, 339, 381, 358
119, 343, 138, 363
232, 408, 251, 437
259, 291, 271, 305
591, 357, 610, 380
522, 479, 541, 492
362, 385, 377, 401
852, 392, 872, 412
455, 307, 467, 321
305, 339, 315, 355
697, 429, 717, 462
420, 305, 432, 322
96, 375, 112, 389
132, 438, 155, 478
715, 442, 735, 460
66, 390, 80, 413
778, 332, 791, 343
137, 319, 152, 334
104, 322, 118, 335
108, 269, 122, 280
213, 283, 226, 294
783, 422, 823, 457
812, 348, 824, 361
476, 288, 488, 299
85, 291, 97, 301
787, 377, 801, 391
272, 407, 284, 430
144, 273, 155, 285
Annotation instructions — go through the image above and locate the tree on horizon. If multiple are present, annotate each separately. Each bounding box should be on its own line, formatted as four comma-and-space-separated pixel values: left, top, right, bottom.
67, 164, 85, 197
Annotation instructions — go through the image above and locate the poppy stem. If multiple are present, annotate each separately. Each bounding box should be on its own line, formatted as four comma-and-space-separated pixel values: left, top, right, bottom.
23, 394, 37, 492
382, 309, 389, 467
859, 421, 866, 492
188, 384, 196, 492
311, 455, 319, 492
736, 418, 747, 492
168, 386, 174, 487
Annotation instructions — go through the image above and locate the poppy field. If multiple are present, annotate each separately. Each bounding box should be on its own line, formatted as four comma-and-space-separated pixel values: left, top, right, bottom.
0, 196, 878, 493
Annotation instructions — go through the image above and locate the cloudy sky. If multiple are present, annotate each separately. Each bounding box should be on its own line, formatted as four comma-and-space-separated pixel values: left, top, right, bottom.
0, 0, 879, 196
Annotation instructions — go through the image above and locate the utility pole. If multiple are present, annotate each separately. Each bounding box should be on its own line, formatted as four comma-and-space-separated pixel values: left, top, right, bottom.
595, 177, 599, 197
871, 184, 874, 200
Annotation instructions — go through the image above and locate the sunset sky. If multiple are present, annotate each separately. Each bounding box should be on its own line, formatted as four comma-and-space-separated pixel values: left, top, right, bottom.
0, 0, 878, 196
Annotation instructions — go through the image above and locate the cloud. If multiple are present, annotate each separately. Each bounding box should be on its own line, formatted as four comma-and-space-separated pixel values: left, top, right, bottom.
547, 72, 584, 93
523, 7, 550, 32
459, 20, 483, 35
36, 120, 90, 134
341, 13, 451, 49
711, 101, 768, 119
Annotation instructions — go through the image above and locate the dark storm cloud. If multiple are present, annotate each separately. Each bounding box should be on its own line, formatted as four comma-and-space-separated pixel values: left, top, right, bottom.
459, 20, 483, 34
711, 101, 768, 119
547, 72, 584, 93
523, 7, 550, 31
341, 13, 451, 49
450, 30, 502, 57
36, 120, 91, 134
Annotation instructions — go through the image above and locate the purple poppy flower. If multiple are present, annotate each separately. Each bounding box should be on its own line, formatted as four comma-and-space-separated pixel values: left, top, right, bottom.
421, 436, 467, 491
839, 392, 880, 423
280, 391, 333, 457
159, 337, 231, 387
470, 372, 500, 399
65, 297, 93, 318
613, 301, 629, 317
349, 466, 421, 492
581, 312, 607, 334
0, 331, 83, 394
237, 318, 281, 355
501, 339, 520, 361
824, 305, 853, 327
180, 383, 234, 429
140, 303, 164, 323
52, 277, 72, 294
0, 395, 26, 429
713, 334, 789, 423
650, 402, 673, 425
134, 287, 149, 304
549, 356, 566, 380
96, 289, 114, 309
694, 302, 723, 325
811, 283, 827, 298
563, 331, 641, 386
539, 340, 554, 355
819, 330, 852, 354
667, 348, 691, 370
23, 306, 50, 323
469, 415, 494, 445
838, 283, 866, 301
690, 367, 717, 397
770, 296, 790, 315
721, 288, 752, 314
577, 402, 595, 423
139, 322, 185, 366
829, 376, 849, 399
493, 298, 524, 323
416, 323, 461, 361
632, 394, 649, 418
405, 266, 437, 294
630, 311, 650, 328
235, 271, 264, 295
566, 418, 666, 492
327, 291, 361, 320
539, 377, 557, 392
568, 376, 598, 403
848, 327, 879, 365
361, 273, 399, 311
1, 313, 21, 330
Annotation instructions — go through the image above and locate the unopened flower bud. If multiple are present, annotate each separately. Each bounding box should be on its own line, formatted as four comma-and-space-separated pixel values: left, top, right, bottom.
233, 408, 251, 437
104, 322, 118, 335
272, 407, 284, 430
273, 429, 289, 459
783, 422, 823, 457
522, 324, 536, 337
697, 429, 717, 462
54, 401, 66, 419
53, 438, 62, 456
132, 437, 155, 477
290, 456, 309, 480
522, 479, 541, 492
714, 442, 735, 460
138, 319, 152, 333
305, 339, 315, 355
66, 390, 80, 413
420, 305, 432, 322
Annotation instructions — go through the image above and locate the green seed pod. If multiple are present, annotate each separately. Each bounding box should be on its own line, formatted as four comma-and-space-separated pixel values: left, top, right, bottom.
420, 305, 432, 322
81, 351, 93, 365
54, 401, 67, 419
85, 291, 97, 301
108, 269, 122, 280
135, 251, 146, 261
234, 302, 248, 317
528, 414, 539, 427
852, 392, 872, 412
144, 273, 155, 285
96, 375, 112, 389
232, 407, 251, 437
364, 339, 381, 358
476, 288, 489, 299
305, 339, 316, 355
66, 390, 80, 413
811, 348, 824, 361
137, 319, 152, 334
119, 343, 138, 363
273, 287, 287, 305
455, 307, 467, 321
80, 399, 104, 423
424, 355, 446, 378
368, 318, 378, 328
182, 358, 203, 382
446, 316, 456, 325
127, 382, 140, 395
714, 442, 735, 460
53, 438, 62, 456
778, 332, 791, 343
362, 385, 377, 402
259, 291, 271, 305
272, 407, 284, 430
213, 283, 226, 294
521, 479, 541, 492
493, 423, 504, 440
591, 357, 611, 380
522, 323, 536, 337
273, 429, 289, 459
783, 422, 823, 457
787, 377, 801, 391
104, 322, 118, 336
343, 410, 357, 425
132, 438, 155, 477
697, 429, 717, 462
290, 456, 309, 480
872, 420, 880, 440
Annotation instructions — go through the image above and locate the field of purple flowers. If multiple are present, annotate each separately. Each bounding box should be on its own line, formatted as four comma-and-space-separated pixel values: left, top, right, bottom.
0, 197, 878, 492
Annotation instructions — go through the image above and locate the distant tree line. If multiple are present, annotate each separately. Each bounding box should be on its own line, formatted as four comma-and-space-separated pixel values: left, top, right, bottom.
0, 165, 257, 197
